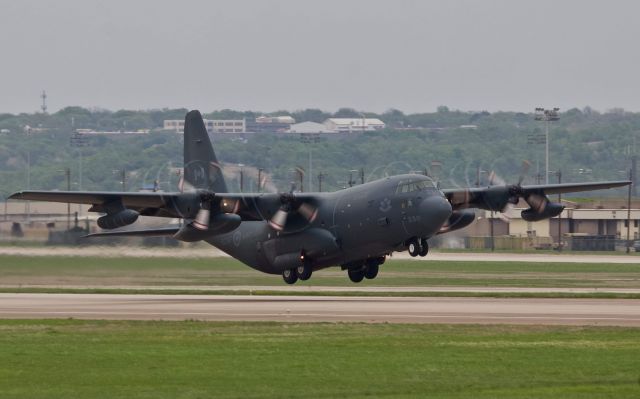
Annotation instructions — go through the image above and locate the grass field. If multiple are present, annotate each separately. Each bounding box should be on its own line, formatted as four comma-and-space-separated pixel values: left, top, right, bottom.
1, 255, 640, 289
1, 320, 640, 398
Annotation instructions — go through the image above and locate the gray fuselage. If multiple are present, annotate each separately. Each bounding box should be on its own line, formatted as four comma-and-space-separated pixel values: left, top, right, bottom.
207, 174, 452, 274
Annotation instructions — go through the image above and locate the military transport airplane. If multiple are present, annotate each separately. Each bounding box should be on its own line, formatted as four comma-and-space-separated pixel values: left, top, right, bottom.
10, 111, 630, 284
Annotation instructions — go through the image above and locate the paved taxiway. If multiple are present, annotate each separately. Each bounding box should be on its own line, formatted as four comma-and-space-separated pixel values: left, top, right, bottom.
4, 284, 640, 294
2, 293, 639, 326
2, 246, 640, 263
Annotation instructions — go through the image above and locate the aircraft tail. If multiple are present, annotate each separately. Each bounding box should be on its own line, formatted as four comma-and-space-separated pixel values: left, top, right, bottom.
182, 110, 228, 193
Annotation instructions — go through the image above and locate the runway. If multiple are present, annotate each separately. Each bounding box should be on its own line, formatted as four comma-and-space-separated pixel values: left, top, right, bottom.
4, 284, 640, 294
2, 293, 640, 326
2, 246, 640, 263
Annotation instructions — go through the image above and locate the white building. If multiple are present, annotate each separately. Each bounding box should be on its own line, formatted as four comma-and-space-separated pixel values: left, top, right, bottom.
256, 115, 295, 124
287, 121, 337, 134
163, 119, 245, 133
323, 118, 386, 133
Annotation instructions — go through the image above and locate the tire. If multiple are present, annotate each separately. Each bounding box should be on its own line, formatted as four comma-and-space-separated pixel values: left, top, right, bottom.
282, 268, 298, 284
408, 240, 420, 257
296, 263, 312, 281
364, 260, 379, 279
419, 239, 429, 257
348, 268, 365, 283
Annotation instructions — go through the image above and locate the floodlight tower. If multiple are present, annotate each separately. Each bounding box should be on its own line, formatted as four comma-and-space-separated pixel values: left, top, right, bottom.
534, 107, 559, 184
40, 90, 47, 114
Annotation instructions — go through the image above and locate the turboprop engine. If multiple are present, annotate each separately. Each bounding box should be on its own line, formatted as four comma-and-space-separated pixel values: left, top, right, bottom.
174, 212, 242, 242
438, 209, 476, 234
521, 202, 564, 222
97, 209, 139, 229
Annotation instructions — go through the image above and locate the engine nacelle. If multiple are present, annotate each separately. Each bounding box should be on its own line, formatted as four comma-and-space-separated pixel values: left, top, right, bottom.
438, 209, 476, 234
521, 202, 564, 222
173, 213, 242, 242
97, 209, 140, 229
264, 228, 339, 271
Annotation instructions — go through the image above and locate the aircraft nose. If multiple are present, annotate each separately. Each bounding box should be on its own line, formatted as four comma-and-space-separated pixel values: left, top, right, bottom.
420, 194, 452, 235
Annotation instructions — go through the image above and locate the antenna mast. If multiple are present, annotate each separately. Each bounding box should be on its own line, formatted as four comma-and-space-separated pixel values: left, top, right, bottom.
40, 90, 47, 113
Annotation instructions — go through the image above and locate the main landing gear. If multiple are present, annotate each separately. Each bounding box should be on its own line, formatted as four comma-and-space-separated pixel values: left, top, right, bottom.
282, 256, 386, 284
346, 256, 385, 283
408, 238, 429, 257
282, 261, 313, 284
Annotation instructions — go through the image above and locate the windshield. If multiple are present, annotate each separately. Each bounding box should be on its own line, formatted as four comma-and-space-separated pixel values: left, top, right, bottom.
396, 179, 437, 194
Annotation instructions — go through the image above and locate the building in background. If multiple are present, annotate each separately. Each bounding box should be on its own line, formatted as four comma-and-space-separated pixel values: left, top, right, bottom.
245, 115, 295, 133
323, 118, 386, 133
75, 128, 149, 135
164, 115, 295, 134
163, 119, 245, 133
286, 121, 337, 134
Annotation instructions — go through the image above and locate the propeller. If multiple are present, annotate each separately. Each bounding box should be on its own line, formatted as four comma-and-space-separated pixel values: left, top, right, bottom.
482, 160, 554, 221
191, 191, 216, 231
268, 192, 318, 231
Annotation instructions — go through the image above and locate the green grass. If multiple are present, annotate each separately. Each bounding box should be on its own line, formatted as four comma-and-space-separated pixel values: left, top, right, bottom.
2, 287, 640, 299
1, 320, 640, 398
2, 255, 640, 289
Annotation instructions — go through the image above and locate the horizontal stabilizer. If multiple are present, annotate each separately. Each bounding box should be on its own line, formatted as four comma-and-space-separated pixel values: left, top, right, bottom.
84, 226, 180, 238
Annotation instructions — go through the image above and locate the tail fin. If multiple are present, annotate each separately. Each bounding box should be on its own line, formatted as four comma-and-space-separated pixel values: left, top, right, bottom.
183, 110, 228, 193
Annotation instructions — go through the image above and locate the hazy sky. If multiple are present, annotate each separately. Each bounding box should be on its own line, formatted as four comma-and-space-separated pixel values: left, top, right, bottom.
1, 0, 639, 114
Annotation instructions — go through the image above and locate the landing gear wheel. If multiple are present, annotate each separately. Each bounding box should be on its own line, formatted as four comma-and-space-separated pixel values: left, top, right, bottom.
282, 268, 298, 284
296, 263, 312, 281
364, 260, 379, 279
408, 240, 420, 257
348, 268, 365, 283
419, 239, 429, 257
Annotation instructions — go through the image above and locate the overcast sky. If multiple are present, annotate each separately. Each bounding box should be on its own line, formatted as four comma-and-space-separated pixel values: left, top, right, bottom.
1, 0, 639, 114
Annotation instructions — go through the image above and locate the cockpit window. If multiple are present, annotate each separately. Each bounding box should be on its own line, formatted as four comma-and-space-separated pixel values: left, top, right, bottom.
396, 179, 436, 193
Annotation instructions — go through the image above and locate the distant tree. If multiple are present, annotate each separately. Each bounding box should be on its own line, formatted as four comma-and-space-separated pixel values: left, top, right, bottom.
292, 108, 331, 123
333, 108, 361, 118
381, 109, 406, 127
437, 105, 450, 113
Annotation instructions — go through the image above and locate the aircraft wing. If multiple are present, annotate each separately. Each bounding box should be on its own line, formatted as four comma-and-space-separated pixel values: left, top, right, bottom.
442, 180, 631, 211
515, 181, 631, 195
8, 190, 320, 223
9, 190, 183, 217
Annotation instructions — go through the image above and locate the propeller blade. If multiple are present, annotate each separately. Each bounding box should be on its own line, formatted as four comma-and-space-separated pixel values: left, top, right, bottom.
525, 193, 548, 213
269, 208, 289, 231
192, 208, 210, 230
298, 202, 318, 223
488, 171, 506, 186
518, 160, 531, 186
499, 203, 514, 222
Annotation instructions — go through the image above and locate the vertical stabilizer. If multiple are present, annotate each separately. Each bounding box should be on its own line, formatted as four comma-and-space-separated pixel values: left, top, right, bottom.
183, 110, 228, 193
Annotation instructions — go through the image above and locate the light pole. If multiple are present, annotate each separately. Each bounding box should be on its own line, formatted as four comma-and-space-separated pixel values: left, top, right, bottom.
627, 169, 633, 254
70, 130, 88, 190
317, 172, 326, 192
57, 168, 71, 229
554, 170, 562, 251
113, 169, 126, 191
300, 134, 320, 191
348, 169, 358, 187
534, 107, 560, 184
257, 168, 264, 193
25, 129, 31, 223
294, 167, 305, 192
